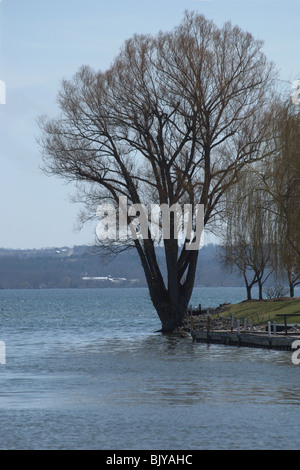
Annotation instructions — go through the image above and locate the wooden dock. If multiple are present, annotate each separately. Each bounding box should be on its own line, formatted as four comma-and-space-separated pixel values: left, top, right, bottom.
191, 330, 300, 351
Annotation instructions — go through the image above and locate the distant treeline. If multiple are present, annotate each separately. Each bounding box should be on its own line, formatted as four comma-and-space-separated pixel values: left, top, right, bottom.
0, 244, 246, 289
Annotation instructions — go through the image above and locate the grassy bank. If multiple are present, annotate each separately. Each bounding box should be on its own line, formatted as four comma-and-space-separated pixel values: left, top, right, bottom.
218, 298, 300, 326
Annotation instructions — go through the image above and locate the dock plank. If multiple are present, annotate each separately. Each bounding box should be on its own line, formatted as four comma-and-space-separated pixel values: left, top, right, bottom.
191, 330, 299, 351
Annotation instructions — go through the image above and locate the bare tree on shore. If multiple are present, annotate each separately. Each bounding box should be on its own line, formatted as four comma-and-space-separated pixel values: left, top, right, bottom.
38, 12, 277, 331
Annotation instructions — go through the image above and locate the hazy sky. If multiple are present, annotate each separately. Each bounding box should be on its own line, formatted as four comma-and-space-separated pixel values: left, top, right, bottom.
0, 0, 299, 249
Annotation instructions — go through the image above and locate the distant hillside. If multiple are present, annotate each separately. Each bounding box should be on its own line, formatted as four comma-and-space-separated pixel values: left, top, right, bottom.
0, 244, 244, 289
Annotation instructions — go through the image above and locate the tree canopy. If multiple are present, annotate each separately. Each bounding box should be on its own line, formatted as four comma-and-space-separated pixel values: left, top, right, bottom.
39, 12, 278, 331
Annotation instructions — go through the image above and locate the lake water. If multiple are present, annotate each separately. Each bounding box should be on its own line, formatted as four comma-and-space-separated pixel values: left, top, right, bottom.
0, 286, 300, 450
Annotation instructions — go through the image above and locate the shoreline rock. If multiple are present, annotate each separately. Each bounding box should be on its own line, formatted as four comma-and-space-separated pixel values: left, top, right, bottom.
175, 314, 300, 337
173, 300, 300, 337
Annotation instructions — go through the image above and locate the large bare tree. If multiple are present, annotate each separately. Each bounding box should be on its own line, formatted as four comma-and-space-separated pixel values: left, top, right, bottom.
38, 12, 277, 331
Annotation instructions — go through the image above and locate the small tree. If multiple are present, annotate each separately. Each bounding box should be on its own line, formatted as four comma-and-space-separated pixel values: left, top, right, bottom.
218, 240, 259, 300
257, 104, 300, 296
219, 169, 275, 300
38, 12, 277, 331
264, 285, 289, 299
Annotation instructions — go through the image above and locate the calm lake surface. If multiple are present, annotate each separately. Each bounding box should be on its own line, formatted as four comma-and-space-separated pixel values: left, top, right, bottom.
0, 286, 300, 450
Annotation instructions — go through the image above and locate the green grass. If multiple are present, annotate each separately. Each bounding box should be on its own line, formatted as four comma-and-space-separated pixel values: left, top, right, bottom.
218, 298, 300, 325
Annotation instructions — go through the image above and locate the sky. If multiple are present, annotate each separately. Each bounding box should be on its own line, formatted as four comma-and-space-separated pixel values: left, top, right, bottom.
0, 0, 299, 249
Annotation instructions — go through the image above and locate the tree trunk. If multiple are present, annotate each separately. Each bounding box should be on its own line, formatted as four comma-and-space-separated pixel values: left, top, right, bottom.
246, 284, 252, 301
287, 271, 295, 298
258, 281, 263, 300
150, 270, 198, 332
156, 301, 188, 332
243, 272, 257, 301
146, 279, 191, 332
142, 239, 198, 332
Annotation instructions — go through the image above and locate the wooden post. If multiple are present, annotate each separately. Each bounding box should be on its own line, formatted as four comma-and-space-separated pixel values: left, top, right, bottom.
273, 321, 276, 335
231, 313, 234, 332
244, 319, 247, 331
268, 321, 271, 339
189, 304, 193, 331
284, 315, 288, 335
207, 317, 211, 342
267, 321, 272, 348
250, 321, 253, 334
237, 319, 240, 335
